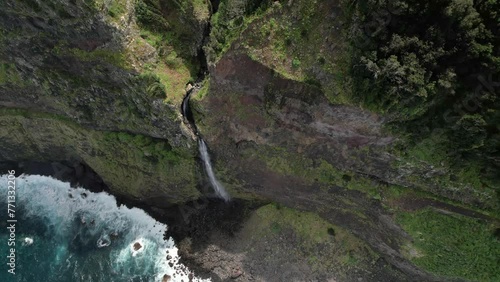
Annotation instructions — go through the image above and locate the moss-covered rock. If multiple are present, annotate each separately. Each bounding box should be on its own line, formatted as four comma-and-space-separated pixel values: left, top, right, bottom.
0, 0, 215, 204
0, 111, 200, 204
189, 1, 499, 280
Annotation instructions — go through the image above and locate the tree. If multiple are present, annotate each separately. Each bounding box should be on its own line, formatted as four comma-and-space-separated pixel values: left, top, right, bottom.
451, 114, 487, 151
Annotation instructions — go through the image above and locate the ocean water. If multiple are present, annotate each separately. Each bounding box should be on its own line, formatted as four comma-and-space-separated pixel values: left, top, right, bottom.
0, 175, 207, 282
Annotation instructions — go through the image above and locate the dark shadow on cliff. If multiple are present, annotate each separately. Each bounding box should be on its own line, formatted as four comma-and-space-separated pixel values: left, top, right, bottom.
162, 196, 261, 245
0, 160, 108, 193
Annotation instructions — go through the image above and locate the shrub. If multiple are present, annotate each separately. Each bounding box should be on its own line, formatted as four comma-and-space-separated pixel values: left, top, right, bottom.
292, 57, 301, 69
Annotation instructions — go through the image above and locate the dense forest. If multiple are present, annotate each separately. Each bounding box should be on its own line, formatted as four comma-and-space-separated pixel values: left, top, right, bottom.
344, 0, 499, 181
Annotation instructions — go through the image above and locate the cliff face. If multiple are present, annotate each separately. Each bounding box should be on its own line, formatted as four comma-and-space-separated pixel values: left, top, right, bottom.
0, 114, 200, 204
194, 0, 498, 219
194, 47, 432, 280
1, 0, 498, 281
0, 0, 209, 203
0, 0, 194, 138
192, 1, 499, 279
197, 0, 497, 211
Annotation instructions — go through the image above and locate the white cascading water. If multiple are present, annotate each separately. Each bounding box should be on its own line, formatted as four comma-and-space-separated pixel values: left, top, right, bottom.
198, 139, 231, 202
0, 174, 209, 282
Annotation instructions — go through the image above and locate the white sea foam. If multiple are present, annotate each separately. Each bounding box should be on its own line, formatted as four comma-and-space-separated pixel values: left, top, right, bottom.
0, 174, 209, 282
23, 237, 34, 246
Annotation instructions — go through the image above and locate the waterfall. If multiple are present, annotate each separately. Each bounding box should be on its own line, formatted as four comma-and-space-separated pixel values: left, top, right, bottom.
181, 84, 231, 202
198, 139, 231, 202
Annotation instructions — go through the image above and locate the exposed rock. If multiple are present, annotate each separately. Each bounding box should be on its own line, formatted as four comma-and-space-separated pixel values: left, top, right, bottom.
0, 0, 181, 139
133, 242, 142, 251
231, 269, 243, 279
196, 48, 445, 280
0, 0, 201, 204
0, 115, 200, 205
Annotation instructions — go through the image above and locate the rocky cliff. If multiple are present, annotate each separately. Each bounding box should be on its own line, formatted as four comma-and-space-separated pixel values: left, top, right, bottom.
0, 0, 210, 203
0, 0, 498, 281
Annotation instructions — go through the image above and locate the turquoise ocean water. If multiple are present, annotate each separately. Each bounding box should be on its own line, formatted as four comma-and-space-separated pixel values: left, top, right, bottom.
0, 175, 204, 282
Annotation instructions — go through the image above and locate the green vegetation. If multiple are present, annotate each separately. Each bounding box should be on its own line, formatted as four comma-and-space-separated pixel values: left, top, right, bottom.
204, 0, 276, 63
246, 143, 499, 218
291, 57, 301, 69
256, 204, 350, 245
0, 107, 75, 124
135, 0, 170, 33
0, 108, 189, 168
134, 0, 204, 103
252, 146, 362, 191
397, 209, 500, 281
144, 60, 192, 103
0, 63, 24, 86
250, 203, 378, 271
0, 112, 199, 201
341, 0, 500, 188
102, 131, 188, 166
67, 48, 127, 68
192, 78, 210, 101
393, 130, 499, 211
102, 0, 127, 19
138, 72, 166, 99
245, 146, 341, 186
192, 0, 210, 20
135, 0, 206, 63
90, 0, 129, 22
237, 0, 344, 96
450, 114, 488, 151
90, 130, 198, 200
51, 40, 128, 69
245, 145, 389, 199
